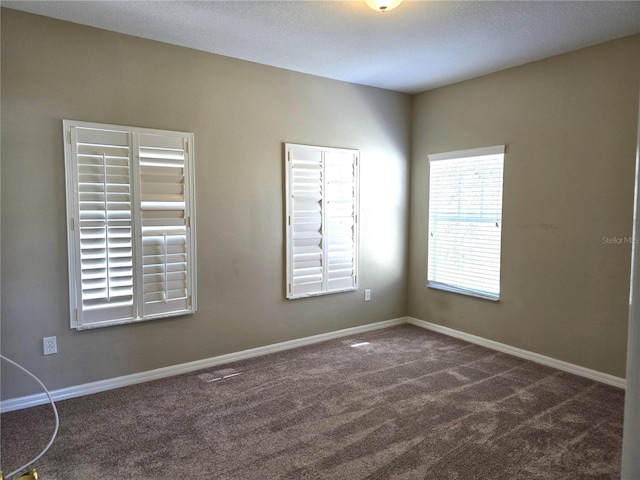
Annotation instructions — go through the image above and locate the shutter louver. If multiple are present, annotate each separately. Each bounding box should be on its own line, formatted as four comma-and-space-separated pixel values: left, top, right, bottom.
427, 146, 505, 300
286, 144, 359, 299
74, 127, 134, 325
139, 134, 191, 317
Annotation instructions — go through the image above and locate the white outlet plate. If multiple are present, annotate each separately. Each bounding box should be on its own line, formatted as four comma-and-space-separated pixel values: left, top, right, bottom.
43, 336, 57, 355
364, 289, 371, 302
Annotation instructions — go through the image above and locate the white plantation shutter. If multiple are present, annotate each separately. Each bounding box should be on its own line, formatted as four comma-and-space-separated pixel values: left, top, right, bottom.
138, 133, 192, 317
427, 146, 505, 301
64, 121, 196, 329
288, 147, 324, 296
325, 151, 358, 292
72, 126, 135, 324
285, 143, 359, 299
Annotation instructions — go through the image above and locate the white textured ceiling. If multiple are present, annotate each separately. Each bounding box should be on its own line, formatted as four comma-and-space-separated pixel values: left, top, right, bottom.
3, 0, 640, 94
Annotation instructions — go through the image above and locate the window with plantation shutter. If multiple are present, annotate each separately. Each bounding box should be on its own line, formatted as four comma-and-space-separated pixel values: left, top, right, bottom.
427, 146, 505, 301
285, 143, 359, 299
64, 120, 196, 329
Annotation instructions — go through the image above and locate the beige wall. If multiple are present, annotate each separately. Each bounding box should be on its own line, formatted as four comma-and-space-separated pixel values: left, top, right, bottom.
409, 35, 640, 378
2, 8, 638, 400
0, 9, 411, 397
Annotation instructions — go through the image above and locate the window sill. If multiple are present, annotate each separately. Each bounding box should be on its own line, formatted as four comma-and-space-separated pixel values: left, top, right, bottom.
427, 281, 499, 302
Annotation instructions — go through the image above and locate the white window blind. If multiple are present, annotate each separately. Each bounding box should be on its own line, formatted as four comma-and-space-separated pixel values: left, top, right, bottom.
64, 120, 196, 329
285, 143, 359, 299
427, 145, 505, 301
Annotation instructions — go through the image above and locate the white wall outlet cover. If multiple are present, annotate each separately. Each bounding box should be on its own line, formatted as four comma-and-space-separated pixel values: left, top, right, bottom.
43, 336, 57, 355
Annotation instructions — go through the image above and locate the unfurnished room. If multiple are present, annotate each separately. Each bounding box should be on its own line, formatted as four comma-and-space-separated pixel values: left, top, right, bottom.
1, 1, 640, 479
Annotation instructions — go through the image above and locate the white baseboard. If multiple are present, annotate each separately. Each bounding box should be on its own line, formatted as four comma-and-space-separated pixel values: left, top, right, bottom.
2, 316, 625, 412
406, 317, 626, 389
1, 317, 406, 413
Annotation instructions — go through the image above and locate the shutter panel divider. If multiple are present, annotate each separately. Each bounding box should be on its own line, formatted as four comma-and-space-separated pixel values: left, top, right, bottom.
321, 151, 328, 293
131, 130, 144, 319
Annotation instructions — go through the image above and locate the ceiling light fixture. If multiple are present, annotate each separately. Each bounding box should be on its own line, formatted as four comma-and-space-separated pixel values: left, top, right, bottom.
365, 0, 403, 12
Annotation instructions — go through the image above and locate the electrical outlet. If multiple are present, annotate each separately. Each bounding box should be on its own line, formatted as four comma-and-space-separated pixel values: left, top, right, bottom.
364, 289, 371, 302
43, 336, 57, 355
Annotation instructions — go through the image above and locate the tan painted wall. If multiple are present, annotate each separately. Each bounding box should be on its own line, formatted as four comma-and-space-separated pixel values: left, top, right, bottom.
2, 8, 638, 400
409, 35, 640, 378
0, 9, 411, 397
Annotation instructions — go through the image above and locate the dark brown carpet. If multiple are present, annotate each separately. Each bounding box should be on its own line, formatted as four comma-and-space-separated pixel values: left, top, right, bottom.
0, 325, 624, 479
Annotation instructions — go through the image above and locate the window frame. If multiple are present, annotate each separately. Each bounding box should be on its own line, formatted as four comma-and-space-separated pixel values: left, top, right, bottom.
285, 143, 359, 299
63, 120, 197, 330
427, 145, 505, 301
